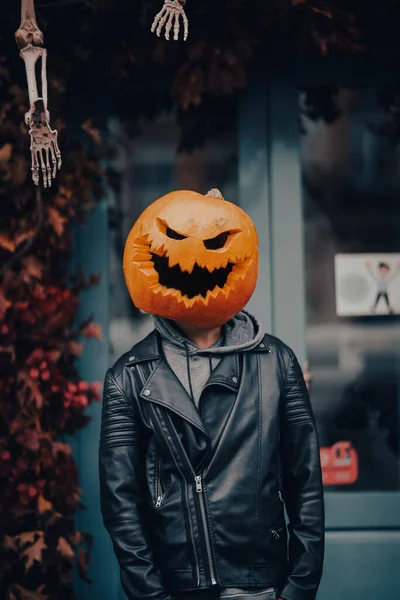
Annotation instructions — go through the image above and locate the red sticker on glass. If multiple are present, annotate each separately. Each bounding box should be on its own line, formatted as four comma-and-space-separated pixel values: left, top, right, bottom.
320, 441, 358, 485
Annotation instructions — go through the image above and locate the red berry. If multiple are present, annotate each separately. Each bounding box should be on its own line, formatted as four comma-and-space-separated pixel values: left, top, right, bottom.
76, 395, 88, 406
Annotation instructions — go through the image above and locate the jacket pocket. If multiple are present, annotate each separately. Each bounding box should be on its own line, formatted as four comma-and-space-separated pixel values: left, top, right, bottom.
268, 527, 285, 540
253, 524, 287, 567
154, 450, 170, 508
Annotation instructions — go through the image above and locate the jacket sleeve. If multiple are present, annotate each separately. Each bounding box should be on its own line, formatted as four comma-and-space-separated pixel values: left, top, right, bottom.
99, 368, 171, 600
279, 351, 325, 600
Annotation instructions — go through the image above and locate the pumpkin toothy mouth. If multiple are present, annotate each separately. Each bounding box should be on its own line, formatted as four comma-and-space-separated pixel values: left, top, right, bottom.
130, 236, 253, 307
151, 252, 234, 299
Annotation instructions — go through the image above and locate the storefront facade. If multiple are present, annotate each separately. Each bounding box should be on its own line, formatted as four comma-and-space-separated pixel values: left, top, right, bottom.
72, 61, 400, 600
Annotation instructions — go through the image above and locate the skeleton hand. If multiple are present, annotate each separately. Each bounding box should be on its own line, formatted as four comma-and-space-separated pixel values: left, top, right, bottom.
151, 0, 188, 41
18, 44, 61, 187
28, 99, 62, 187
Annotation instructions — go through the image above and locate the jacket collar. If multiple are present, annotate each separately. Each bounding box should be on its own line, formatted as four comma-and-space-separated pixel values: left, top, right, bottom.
125, 328, 271, 367
125, 328, 271, 438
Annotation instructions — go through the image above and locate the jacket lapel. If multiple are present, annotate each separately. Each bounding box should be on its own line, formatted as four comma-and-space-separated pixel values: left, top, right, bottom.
140, 358, 210, 438
127, 328, 271, 431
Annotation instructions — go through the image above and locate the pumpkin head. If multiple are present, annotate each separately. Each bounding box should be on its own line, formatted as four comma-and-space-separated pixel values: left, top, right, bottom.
123, 189, 258, 328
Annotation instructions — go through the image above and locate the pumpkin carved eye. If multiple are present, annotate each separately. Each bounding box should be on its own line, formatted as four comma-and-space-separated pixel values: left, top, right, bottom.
203, 231, 230, 250
157, 217, 187, 240
166, 226, 187, 240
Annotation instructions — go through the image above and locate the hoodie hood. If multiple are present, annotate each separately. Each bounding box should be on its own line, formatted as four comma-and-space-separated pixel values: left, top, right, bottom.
152, 310, 264, 408
153, 309, 264, 355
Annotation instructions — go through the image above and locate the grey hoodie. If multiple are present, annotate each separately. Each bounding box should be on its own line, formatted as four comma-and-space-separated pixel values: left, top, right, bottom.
153, 310, 264, 408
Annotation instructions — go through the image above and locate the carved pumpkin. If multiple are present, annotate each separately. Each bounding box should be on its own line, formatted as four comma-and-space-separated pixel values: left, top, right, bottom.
123, 189, 258, 328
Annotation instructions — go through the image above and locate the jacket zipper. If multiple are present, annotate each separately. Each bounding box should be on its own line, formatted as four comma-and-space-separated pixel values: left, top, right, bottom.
269, 528, 283, 539
155, 453, 163, 507
277, 429, 284, 502
194, 475, 217, 585
185, 482, 201, 586
149, 404, 201, 586
162, 411, 217, 586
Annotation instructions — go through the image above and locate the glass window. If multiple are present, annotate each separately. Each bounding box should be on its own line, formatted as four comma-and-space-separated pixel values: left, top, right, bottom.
107, 112, 238, 365
299, 87, 400, 491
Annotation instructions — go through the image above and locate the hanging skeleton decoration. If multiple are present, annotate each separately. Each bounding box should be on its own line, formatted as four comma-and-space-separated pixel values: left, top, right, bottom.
151, 0, 189, 41
15, 0, 61, 187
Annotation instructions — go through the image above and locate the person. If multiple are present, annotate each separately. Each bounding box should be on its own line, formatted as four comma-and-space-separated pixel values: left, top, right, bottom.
99, 189, 325, 600
366, 260, 400, 314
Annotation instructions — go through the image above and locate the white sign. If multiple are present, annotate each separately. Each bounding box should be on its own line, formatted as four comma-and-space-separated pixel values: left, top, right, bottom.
334, 253, 400, 316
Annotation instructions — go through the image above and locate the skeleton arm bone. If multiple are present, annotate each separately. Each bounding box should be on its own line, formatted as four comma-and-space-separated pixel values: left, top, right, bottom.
15, 0, 44, 48
16, 0, 61, 187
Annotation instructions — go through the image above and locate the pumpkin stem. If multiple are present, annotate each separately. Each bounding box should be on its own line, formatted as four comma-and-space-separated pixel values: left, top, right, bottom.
206, 188, 224, 200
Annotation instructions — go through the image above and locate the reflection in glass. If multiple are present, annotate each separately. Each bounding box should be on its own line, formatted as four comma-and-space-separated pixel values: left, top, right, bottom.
299, 87, 400, 491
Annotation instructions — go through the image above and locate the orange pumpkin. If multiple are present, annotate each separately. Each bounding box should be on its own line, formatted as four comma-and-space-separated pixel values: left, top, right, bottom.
123, 189, 258, 328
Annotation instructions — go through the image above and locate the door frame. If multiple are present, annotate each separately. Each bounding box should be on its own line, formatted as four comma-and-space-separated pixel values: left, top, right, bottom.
238, 64, 400, 530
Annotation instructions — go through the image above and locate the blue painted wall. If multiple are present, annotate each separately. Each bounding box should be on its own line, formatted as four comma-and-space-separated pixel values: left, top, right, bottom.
70, 198, 122, 600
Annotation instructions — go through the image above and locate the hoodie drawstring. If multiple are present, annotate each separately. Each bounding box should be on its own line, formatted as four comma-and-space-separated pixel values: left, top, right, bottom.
184, 342, 195, 403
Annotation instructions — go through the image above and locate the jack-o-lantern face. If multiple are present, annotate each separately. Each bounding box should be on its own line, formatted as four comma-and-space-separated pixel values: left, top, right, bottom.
123, 189, 258, 328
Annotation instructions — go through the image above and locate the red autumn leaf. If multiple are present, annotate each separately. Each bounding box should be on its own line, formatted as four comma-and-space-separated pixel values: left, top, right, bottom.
68, 340, 84, 356
0, 289, 12, 320
4, 535, 17, 551
9, 583, 49, 600
37, 495, 53, 513
57, 536, 75, 562
77, 546, 92, 583
0, 142, 12, 163
48, 207, 67, 237
81, 322, 102, 340
90, 381, 102, 393
18, 372, 44, 409
22, 256, 43, 280
47, 349, 61, 363
52, 442, 72, 457
0, 234, 16, 252
13, 531, 46, 571
81, 119, 103, 145
9, 413, 30, 436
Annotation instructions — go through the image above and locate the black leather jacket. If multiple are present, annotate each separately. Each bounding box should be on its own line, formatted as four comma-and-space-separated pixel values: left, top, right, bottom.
99, 330, 325, 600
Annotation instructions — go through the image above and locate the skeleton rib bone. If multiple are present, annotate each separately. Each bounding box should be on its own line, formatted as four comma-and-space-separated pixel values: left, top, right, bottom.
16, 0, 61, 187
